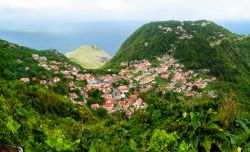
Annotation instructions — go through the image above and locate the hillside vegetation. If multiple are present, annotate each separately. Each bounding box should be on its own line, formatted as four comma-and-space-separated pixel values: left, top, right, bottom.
0, 19, 250, 152
66, 45, 111, 69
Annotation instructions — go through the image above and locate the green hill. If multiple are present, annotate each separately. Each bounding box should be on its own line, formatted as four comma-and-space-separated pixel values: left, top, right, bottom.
0, 20, 250, 152
104, 20, 250, 96
65, 45, 111, 69
0, 39, 81, 81
0, 39, 96, 151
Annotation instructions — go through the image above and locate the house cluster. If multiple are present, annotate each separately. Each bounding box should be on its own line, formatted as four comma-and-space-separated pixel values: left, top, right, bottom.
158, 23, 194, 40
209, 32, 231, 47
158, 25, 172, 33
200, 21, 211, 27
118, 54, 217, 98
158, 21, 231, 48
82, 73, 148, 116
31, 54, 147, 116
20, 54, 84, 88
20, 49, 217, 117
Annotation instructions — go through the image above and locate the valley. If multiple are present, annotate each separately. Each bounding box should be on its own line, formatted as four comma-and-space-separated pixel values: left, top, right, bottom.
0, 20, 249, 151
22, 52, 217, 116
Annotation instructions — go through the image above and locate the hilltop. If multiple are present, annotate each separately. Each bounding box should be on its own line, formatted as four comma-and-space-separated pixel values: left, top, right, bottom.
104, 20, 250, 97
65, 45, 111, 69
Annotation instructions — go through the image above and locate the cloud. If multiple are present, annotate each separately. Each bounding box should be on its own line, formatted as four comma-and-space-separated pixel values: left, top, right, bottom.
0, 0, 250, 24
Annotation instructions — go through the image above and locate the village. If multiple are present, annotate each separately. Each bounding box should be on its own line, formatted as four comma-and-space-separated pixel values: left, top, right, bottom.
158, 21, 232, 47
19, 50, 217, 117
18, 21, 227, 117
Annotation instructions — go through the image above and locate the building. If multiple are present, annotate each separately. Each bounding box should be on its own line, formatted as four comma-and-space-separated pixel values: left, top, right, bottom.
20, 78, 29, 83
91, 104, 99, 109
118, 85, 129, 93
53, 77, 60, 83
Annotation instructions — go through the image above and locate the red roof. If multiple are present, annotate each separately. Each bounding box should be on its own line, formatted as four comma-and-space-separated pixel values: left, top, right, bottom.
104, 98, 114, 103
140, 77, 154, 84
84, 86, 91, 91
91, 104, 99, 109
175, 88, 181, 92
118, 85, 129, 92
181, 78, 187, 83
136, 98, 143, 105
197, 81, 207, 88
128, 97, 135, 103
85, 77, 95, 83
104, 102, 113, 107
120, 100, 128, 107
32, 77, 36, 81
173, 73, 182, 81
184, 93, 193, 97
51, 65, 59, 70
183, 72, 190, 76
102, 93, 111, 98
20, 78, 29, 83
181, 85, 186, 89
160, 74, 168, 79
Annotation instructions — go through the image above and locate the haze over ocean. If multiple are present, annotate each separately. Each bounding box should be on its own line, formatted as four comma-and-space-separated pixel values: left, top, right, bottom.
0, 21, 249, 56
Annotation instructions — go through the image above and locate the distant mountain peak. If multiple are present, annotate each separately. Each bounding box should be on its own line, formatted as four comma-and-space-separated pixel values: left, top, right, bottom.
65, 45, 111, 69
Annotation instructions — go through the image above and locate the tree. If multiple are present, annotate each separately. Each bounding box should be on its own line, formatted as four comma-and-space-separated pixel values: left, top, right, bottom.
147, 129, 178, 151
96, 108, 108, 118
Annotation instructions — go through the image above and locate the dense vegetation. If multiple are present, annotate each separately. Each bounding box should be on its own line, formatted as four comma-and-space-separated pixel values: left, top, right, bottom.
1, 79, 249, 151
0, 20, 250, 152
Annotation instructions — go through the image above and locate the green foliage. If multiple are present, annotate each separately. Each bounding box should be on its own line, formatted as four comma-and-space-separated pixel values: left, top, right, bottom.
0, 79, 249, 151
151, 110, 161, 122
147, 129, 178, 151
96, 108, 108, 118
5, 116, 21, 134
155, 77, 169, 85
0, 80, 95, 151
87, 89, 104, 105
45, 128, 77, 151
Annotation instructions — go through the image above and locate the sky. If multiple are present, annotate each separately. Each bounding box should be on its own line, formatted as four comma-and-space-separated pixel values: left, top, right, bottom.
0, 0, 250, 31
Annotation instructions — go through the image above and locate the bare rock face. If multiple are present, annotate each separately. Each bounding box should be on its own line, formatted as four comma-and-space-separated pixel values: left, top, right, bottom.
0, 145, 23, 152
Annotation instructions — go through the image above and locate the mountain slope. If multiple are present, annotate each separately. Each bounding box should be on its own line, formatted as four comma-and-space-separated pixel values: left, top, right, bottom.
0, 39, 81, 81
104, 20, 250, 96
1, 26, 250, 151
66, 45, 111, 69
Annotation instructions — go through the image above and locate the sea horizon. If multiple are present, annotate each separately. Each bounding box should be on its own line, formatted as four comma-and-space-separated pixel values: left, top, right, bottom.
0, 20, 250, 56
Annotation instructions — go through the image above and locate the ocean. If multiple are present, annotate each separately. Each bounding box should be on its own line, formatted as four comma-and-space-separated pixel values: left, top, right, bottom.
0, 21, 249, 56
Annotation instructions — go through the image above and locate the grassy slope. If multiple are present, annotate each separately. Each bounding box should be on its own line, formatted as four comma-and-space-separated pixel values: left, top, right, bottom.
65, 45, 111, 69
